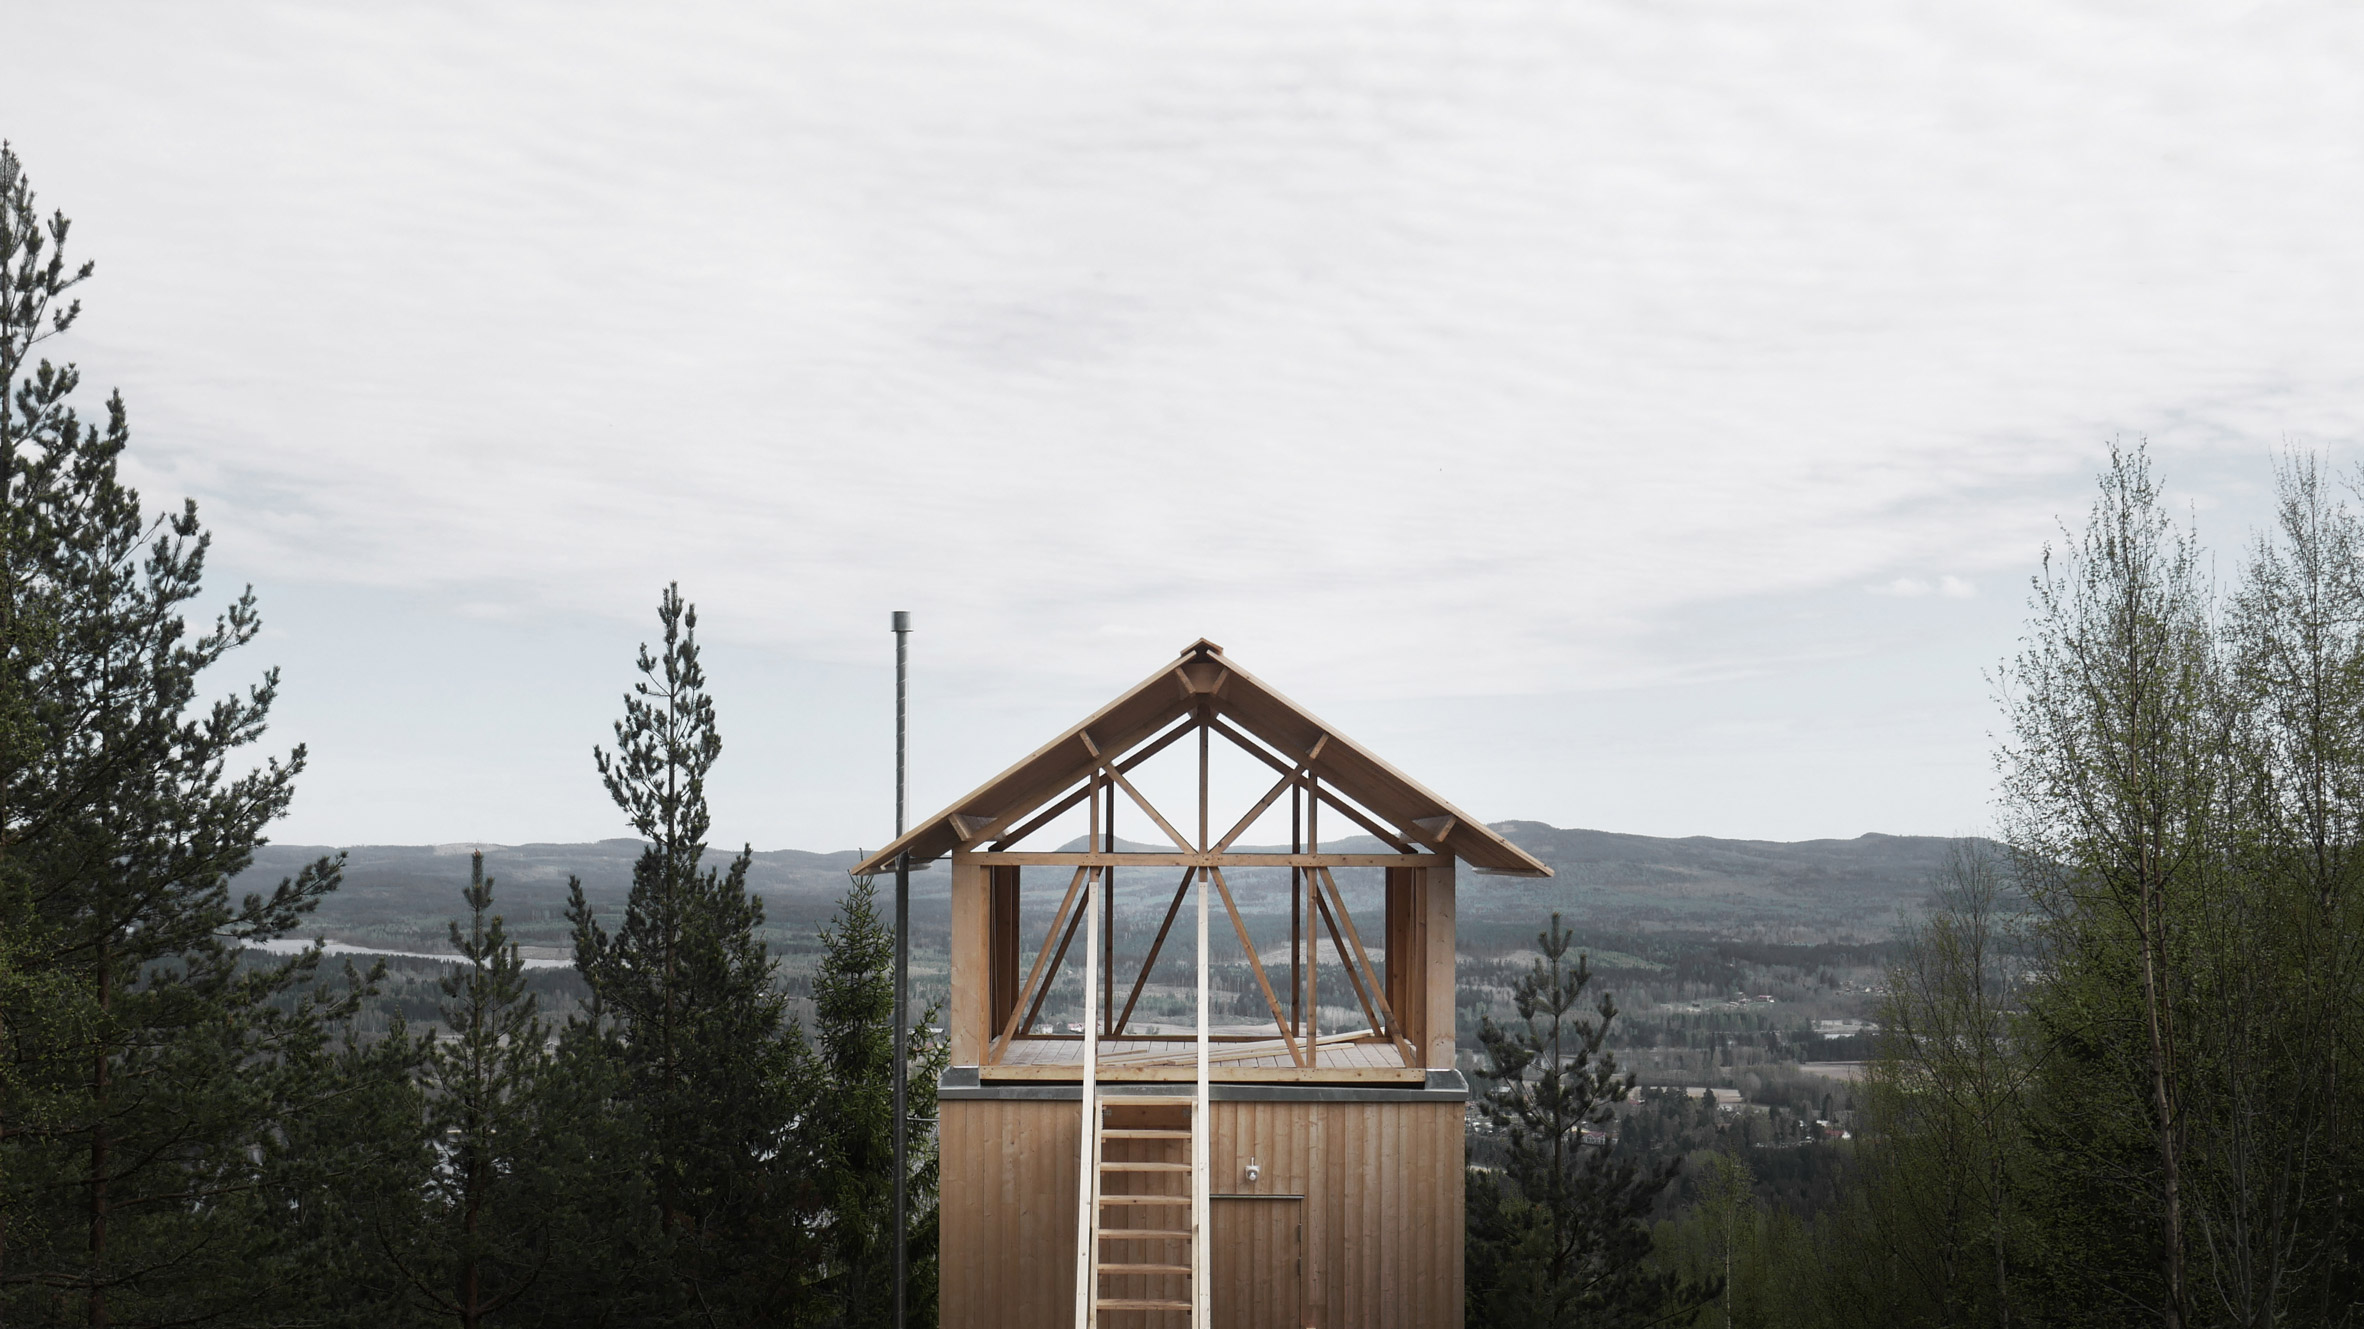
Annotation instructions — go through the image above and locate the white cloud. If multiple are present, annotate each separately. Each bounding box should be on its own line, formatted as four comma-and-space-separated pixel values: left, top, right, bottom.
1, 1, 2356, 839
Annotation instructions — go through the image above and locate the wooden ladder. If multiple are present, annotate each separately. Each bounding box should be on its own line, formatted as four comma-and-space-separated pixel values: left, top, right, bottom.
1088, 1094, 1202, 1321
1073, 851, 1212, 1327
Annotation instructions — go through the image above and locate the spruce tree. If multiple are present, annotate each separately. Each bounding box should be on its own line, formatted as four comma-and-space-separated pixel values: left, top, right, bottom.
566, 585, 814, 1321
1468, 912, 1715, 1328
0, 140, 376, 1324
805, 870, 945, 1328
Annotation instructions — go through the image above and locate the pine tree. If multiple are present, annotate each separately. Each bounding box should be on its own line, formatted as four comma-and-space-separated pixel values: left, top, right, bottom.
566, 585, 814, 1321
1468, 912, 1715, 1328
380, 853, 557, 1326
0, 139, 378, 1325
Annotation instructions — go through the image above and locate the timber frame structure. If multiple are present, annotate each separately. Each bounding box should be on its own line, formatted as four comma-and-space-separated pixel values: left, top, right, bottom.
852, 639, 1549, 1328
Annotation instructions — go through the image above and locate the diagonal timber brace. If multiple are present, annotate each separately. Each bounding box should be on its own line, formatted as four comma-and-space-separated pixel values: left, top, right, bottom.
988, 865, 1092, 1064
1312, 866, 1417, 1066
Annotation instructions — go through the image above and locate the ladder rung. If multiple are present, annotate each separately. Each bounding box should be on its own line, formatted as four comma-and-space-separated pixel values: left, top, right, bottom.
1099, 1263, 1193, 1275
1097, 1298, 1193, 1310
1100, 1195, 1191, 1206
1102, 1128, 1191, 1140
1098, 1228, 1191, 1240
1100, 1094, 1196, 1105
1103, 1161, 1191, 1172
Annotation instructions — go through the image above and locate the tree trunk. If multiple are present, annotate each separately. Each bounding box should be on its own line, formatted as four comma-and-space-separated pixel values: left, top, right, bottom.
2139, 866, 2185, 1329
88, 953, 109, 1329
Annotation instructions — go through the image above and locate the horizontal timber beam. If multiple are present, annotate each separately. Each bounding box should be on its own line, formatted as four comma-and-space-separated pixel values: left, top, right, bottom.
959, 852, 1446, 868
978, 1063, 1426, 1085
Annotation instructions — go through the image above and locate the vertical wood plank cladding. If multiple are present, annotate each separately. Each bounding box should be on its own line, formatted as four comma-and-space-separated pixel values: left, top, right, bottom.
940, 1100, 1079, 1329
1384, 868, 1428, 1062
1212, 1198, 1302, 1329
948, 855, 991, 1064
1424, 861, 1457, 1071
946, 1097, 1464, 1328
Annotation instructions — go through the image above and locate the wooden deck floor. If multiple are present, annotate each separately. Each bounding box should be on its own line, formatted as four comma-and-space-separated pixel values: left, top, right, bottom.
980, 1032, 1422, 1083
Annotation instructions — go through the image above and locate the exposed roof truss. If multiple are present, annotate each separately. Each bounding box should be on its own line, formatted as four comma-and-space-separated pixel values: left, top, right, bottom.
849, 638, 1551, 878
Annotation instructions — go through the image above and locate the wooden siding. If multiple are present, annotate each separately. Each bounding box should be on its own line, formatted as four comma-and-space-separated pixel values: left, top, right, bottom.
989, 865, 1022, 1036
1384, 868, 1428, 1063
940, 1098, 1083, 1327
940, 1098, 1464, 1328
1422, 862, 1456, 1071
1210, 1197, 1301, 1328
949, 858, 992, 1064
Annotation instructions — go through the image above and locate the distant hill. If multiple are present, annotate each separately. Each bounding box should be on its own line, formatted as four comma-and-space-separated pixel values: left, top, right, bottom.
234, 839, 883, 959
234, 823, 1984, 960
1467, 823, 1987, 939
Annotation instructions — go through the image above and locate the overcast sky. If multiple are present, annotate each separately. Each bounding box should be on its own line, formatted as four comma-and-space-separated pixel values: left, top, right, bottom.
6, 2, 2360, 852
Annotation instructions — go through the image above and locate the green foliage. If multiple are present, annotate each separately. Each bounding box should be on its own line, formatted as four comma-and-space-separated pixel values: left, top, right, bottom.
0, 140, 952, 1329
806, 869, 946, 1328
0, 139, 403, 1326
1468, 911, 1717, 1327
566, 585, 818, 1322
1648, 447, 2364, 1329
374, 853, 563, 1325
1858, 840, 2033, 1327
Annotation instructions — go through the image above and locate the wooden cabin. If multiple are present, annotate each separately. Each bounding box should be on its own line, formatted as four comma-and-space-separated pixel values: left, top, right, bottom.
850, 639, 1550, 1329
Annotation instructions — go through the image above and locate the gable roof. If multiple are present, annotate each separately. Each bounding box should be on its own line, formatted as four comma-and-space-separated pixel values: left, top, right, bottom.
849, 638, 1551, 878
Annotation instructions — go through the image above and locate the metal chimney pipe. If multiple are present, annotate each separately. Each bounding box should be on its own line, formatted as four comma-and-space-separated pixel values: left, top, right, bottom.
891, 609, 911, 1329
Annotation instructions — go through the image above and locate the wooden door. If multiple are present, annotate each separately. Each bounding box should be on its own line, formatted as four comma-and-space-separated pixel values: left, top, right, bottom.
1211, 1196, 1302, 1329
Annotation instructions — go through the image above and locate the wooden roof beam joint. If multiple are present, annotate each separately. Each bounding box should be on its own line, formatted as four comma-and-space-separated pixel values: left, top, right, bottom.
1211, 734, 1329, 854
1078, 729, 1197, 855
1204, 715, 1419, 854
983, 712, 1198, 850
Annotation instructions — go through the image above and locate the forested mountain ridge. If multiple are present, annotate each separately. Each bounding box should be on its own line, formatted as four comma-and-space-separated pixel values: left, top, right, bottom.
234, 822, 1978, 958
1469, 823, 1997, 936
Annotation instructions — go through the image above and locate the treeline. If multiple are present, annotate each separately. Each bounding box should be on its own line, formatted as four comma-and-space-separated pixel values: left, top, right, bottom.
1646, 448, 2364, 1327
0, 146, 937, 1327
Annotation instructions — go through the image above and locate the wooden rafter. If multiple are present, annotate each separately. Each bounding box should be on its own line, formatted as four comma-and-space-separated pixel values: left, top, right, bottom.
852, 638, 1551, 878
984, 714, 1198, 851
1205, 715, 1417, 853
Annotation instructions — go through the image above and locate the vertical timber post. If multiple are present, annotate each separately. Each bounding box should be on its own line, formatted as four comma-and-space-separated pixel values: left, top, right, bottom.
1194, 709, 1210, 1327
891, 610, 911, 1329
1291, 785, 1301, 1036
1306, 777, 1318, 1067
1104, 781, 1116, 1034
1075, 768, 1103, 1329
